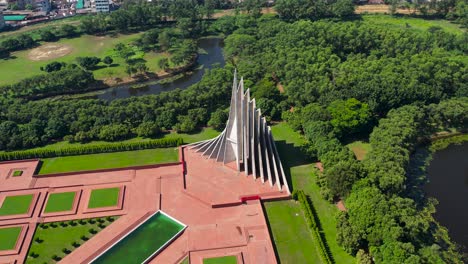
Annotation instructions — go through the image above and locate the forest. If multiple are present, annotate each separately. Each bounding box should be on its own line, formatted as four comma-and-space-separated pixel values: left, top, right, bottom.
0, 4, 467, 262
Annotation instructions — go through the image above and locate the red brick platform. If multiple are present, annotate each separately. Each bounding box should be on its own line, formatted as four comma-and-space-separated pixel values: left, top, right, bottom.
0, 147, 289, 264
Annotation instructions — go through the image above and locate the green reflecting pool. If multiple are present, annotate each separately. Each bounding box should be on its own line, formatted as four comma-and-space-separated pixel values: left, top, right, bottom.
91, 211, 185, 264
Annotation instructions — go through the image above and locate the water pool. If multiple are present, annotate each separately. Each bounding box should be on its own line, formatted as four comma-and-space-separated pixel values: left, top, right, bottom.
91, 211, 186, 264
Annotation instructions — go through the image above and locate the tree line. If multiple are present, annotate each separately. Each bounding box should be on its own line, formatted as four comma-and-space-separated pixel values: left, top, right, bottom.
0, 66, 233, 151
0, 137, 183, 161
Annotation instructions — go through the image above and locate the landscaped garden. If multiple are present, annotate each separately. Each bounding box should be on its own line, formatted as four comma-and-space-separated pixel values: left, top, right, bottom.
26, 216, 117, 263
44, 192, 76, 213
88, 188, 120, 209
203, 255, 237, 264
38, 148, 178, 175
268, 123, 355, 264
0, 194, 33, 216
0, 226, 22, 250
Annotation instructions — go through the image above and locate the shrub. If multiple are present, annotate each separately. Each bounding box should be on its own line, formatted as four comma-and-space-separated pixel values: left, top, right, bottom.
52, 254, 61, 261
88, 219, 96, 224
98, 223, 107, 229
79, 219, 87, 225
72, 241, 80, 248
89, 228, 97, 234
69, 220, 77, 226
50, 223, 58, 228
0, 138, 183, 162
81, 235, 89, 241
60, 222, 68, 227
34, 237, 43, 243
62, 248, 71, 254
106, 216, 115, 222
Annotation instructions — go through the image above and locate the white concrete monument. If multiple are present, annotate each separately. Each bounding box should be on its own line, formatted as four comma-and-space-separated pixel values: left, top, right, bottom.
189, 71, 290, 193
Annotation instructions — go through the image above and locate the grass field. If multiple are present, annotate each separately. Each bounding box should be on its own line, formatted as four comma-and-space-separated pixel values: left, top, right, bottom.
264, 200, 321, 263
362, 14, 465, 35
346, 141, 372, 160
0, 194, 33, 216
0, 226, 22, 250
26, 217, 116, 264
269, 123, 355, 264
44, 192, 76, 213
88, 188, 120, 209
38, 148, 178, 174
203, 255, 237, 264
0, 32, 170, 86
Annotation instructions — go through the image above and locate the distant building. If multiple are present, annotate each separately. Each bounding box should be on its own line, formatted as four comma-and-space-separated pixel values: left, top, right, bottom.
33, 0, 50, 11
0, 11, 4, 29
91, 0, 108, 12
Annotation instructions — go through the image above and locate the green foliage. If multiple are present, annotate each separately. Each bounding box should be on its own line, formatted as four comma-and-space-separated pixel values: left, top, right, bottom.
0, 137, 182, 161
208, 108, 228, 131
0, 67, 94, 99
76, 56, 101, 70
275, 0, 355, 20
327, 98, 371, 137
296, 190, 333, 264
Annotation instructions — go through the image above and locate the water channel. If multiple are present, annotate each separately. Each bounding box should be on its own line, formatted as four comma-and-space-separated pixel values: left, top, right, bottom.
424, 142, 468, 252
94, 37, 225, 101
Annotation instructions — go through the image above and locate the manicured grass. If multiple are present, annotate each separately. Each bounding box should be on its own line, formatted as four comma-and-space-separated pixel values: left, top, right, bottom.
12, 170, 23, 177
264, 201, 321, 263
26, 217, 117, 264
44, 192, 76, 213
0, 194, 33, 216
362, 14, 465, 35
346, 141, 372, 160
203, 255, 237, 264
38, 148, 178, 174
269, 123, 355, 264
1, 128, 219, 155
0, 226, 22, 250
88, 188, 120, 209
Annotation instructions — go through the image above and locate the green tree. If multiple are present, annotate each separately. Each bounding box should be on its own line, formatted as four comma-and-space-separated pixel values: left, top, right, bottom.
327, 98, 371, 137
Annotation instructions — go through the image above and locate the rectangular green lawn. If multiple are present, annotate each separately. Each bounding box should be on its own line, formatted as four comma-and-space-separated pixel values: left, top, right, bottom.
203, 255, 237, 264
0, 194, 33, 216
0, 226, 22, 250
44, 192, 76, 213
12, 170, 23, 177
88, 188, 120, 209
38, 148, 178, 175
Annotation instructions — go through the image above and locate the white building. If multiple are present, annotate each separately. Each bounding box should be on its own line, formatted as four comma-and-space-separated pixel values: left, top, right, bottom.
91, 0, 108, 12
34, 0, 50, 11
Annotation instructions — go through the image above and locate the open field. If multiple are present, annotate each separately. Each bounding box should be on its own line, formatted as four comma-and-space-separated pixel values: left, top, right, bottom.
0, 32, 170, 86
26, 217, 115, 264
347, 140, 372, 160
0, 194, 33, 216
0, 226, 22, 250
44, 192, 76, 213
0, 128, 219, 155
0, 16, 84, 39
38, 148, 178, 174
270, 123, 355, 264
361, 14, 465, 35
88, 188, 120, 209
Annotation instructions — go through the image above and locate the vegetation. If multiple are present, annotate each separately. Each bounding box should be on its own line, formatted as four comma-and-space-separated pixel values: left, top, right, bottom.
346, 141, 371, 161
38, 148, 178, 174
87, 188, 120, 209
203, 256, 237, 264
270, 123, 355, 263
0, 194, 33, 216
0, 138, 182, 161
26, 217, 117, 264
0, 67, 232, 151
293, 190, 333, 264
430, 134, 468, 152
44, 192, 76, 213
0, 226, 22, 250
12, 170, 23, 176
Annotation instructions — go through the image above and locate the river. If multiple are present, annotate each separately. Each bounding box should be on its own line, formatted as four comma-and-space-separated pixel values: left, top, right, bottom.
424, 142, 468, 252
94, 37, 225, 101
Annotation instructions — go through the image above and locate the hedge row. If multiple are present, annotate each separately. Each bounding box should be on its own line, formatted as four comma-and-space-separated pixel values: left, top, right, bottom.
0, 138, 183, 161
293, 190, 333, 264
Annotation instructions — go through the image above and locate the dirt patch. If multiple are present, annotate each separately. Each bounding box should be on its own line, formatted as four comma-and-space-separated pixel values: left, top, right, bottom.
28, 44, 73, 61
336, 199, 347, 212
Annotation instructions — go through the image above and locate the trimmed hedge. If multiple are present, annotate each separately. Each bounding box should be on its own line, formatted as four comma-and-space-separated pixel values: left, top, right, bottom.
0, 138, 183, 161
294, 190, 333, 264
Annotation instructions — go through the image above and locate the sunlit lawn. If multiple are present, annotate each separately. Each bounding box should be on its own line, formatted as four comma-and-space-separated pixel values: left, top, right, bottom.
0, 194, 33, 216
0, 226, 22, 250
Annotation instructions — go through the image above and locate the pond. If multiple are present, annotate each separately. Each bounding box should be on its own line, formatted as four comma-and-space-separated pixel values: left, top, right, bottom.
424, 142, 468, 252
95, 37, 225, 101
